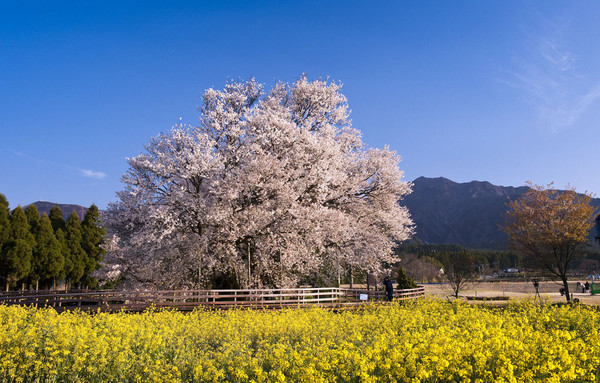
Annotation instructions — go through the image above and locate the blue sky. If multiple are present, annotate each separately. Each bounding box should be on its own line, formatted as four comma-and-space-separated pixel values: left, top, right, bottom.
2, 1, 600, 209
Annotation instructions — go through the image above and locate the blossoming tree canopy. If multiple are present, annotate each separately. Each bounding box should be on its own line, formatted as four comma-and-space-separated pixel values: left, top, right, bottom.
107, 76, 414, 289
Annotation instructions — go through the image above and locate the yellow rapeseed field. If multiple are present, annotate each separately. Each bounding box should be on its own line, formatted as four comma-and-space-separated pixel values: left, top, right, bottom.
1, 299, 599, 382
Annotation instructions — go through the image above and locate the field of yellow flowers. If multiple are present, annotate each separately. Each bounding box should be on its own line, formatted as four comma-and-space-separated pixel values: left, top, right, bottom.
1, 298, 600, 382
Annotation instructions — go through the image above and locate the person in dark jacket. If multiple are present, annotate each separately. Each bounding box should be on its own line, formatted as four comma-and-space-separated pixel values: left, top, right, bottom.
384, 277, 394, 302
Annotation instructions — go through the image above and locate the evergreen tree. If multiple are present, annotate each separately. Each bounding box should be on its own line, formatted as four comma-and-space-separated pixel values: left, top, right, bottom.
25, 205, 41, 230
0, 195, 9, 242
30, 214, 64, 290
64, 211, 86, 288
49, 205, 66, 233
54, 229, 69, 289
0, 194, 11, 289
3, 206, 35, 291
49, 205, 70, 289
396, 266, 418, 289
80, 204, 106, 288
24, 205, 42, 289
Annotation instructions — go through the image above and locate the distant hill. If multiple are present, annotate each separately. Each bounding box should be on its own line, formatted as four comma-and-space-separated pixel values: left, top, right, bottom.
401, 177, 600, 250
22, 177, 600, 249
28, 201, 88, 220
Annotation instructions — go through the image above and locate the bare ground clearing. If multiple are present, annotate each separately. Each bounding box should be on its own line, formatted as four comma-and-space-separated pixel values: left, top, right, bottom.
424, 281, 600, 305
343, 281, 600, 305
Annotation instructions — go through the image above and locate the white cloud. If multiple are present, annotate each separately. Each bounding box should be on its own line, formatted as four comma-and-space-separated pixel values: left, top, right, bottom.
5, 149, 108, 180
503, 15, 600, 131
79, 169, 107, 180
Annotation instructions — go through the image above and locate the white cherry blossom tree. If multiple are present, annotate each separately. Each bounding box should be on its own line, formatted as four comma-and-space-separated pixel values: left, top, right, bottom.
106, 76, 414, 288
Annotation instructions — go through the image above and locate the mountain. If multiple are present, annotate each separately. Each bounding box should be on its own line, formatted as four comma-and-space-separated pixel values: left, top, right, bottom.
401, 177, 600, 250
28, 201, 88, 220
21, 177, 599, 249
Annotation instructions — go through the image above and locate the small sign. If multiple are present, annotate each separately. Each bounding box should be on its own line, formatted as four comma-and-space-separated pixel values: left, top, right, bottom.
359, 294, 368, 301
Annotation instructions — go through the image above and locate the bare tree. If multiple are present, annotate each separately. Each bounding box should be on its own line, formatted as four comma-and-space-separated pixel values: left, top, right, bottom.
503, 182, 597, 302
401, 253, 442, 283
438, 249, 482, 298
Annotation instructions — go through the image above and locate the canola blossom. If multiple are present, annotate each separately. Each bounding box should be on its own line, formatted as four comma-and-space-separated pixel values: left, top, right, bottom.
1, 299, 600, 382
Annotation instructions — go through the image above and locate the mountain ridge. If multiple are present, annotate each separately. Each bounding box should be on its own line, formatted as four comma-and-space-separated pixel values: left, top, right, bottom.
21, 177, 600, 249
402, 177, 600, 249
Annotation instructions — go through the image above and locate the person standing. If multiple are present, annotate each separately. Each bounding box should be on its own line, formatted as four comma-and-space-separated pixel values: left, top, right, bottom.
384, 277, 394, 302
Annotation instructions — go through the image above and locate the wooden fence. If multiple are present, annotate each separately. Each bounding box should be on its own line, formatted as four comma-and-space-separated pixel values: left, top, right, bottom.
0, 287, 425, 313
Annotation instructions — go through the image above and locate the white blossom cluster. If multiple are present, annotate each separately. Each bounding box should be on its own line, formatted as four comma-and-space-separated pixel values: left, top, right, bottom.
106, 76, 414, 289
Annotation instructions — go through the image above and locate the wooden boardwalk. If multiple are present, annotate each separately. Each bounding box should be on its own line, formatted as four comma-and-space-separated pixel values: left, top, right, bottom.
0, 287, 425, 313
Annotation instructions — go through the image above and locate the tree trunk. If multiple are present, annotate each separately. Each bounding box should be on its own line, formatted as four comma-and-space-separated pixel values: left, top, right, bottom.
562, 277, 571, 302
5, 281, 8, 292
453, 279, 460, 298
36, 280, 39, 291
197, 253, 203, 289
349, 266, 354, 289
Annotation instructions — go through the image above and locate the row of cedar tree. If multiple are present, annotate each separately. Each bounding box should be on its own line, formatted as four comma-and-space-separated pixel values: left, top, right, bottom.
0, 194, 106, 291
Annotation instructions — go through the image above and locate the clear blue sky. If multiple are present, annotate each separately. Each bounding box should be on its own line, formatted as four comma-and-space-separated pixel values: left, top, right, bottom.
2, 1, 600, 209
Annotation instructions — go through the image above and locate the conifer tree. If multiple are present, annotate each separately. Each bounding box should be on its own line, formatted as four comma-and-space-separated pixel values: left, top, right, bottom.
25, 205, 41, 231
0, 195, 9, 242
49, 205, 69, 289
3, 206, 35, 291
24, 205, 42, 289
0, 194, 11, 289
54, 229, 69, 289
49, 205, 66, 233
81, 204, 106, 288
64, 211, 86, 288
396, 266, 418, 290
30, 214, 64, 290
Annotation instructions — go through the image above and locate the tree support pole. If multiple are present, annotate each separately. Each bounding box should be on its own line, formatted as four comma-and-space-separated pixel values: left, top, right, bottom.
248, 244, 251, 288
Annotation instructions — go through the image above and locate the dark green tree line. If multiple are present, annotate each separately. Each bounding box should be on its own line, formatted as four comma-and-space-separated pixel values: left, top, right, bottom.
0, 194, 105, 291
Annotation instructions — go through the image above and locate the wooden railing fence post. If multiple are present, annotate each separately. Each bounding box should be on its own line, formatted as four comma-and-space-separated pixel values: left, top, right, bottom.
0, 286, 425, 311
